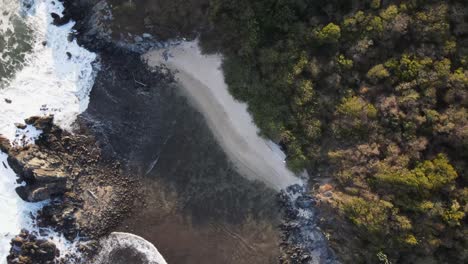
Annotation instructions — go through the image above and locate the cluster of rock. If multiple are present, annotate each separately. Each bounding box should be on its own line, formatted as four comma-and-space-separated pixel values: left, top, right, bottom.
7, 229, 59, 264
278, 184, 339, 264
5, 117, 67, 202
2, 116, 138, 263
61, 0, 168, 54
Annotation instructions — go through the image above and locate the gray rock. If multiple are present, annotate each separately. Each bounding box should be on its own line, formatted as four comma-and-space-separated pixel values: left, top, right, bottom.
134, 36, 143, 43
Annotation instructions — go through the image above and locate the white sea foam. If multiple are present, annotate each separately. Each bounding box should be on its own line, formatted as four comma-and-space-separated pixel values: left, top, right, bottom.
0, 0, 97, 262
0, 0, 97, 139
94, 232, 168, 264
0, 152, 81, 262
0, 152, 41, 261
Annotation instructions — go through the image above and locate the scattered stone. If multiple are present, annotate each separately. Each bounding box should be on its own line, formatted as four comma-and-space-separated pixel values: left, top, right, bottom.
5, 115, 139, 262
66, 52, 72, 59
7, 229, 60, 264
278, 184, 339, 264
4, 98, 12, 104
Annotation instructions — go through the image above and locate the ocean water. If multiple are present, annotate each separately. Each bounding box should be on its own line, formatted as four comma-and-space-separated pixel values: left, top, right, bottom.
0, 0, 97, 262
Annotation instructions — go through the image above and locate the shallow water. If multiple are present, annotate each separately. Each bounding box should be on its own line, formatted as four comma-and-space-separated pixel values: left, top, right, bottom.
81, 49, 283, 263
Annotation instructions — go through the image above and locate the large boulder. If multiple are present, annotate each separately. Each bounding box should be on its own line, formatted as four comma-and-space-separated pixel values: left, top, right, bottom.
10, 149, 68, 202
0, 135, 11, 153
6, 116, 69, 202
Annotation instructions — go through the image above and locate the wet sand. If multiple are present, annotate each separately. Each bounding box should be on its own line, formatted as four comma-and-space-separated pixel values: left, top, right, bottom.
81, 48, 282, 264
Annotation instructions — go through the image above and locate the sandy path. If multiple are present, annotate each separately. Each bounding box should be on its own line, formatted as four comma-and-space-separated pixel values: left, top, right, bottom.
143, 41, 301, 191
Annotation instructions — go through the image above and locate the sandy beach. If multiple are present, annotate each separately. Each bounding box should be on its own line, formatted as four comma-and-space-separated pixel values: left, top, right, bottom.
143, 41, 301, 191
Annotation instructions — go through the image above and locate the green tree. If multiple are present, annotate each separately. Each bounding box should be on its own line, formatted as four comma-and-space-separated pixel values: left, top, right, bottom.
315, 23, 341, 44
367, 64, 390, 83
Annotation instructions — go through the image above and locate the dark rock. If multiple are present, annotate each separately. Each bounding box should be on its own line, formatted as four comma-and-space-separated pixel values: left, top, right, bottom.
7, 129, 69, 202
15, 123, 27, 129
0, 135, 11, 153
66, 52, 72, 59
7, 230, 59, 264
16, 182, 66, 202
295, 195, 316, 209
4, 114, 138, 261
25, 116, 54, 133
51, 12, 70, 26
4, 98, 12, 104
278, 184, 339, 264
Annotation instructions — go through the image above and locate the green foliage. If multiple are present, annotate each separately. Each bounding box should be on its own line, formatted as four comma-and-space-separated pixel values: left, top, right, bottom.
342, 197, 392, 234
315, 23, 341, 44
286, 140, 307, 173
337, 96, 377, 119
367, 64, 390, 83
370, 0, 381, 10
441, 200, 465, 227
199, 0, 468, 262
333, 96, 377, 140
444, 40, 457, 55
404, 234, 418, 246
336, 54, 353, 70
397, 54, 432, 81
367, 16, 383, 33
380, 5, 398, 21
294, 79, 314, 105
375, 154, 458, 198
413, 4, 450, 42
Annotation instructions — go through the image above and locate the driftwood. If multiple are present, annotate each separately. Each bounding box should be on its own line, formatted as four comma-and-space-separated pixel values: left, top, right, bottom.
145, 134, 172, 175
87, 189, 98, 201
132, 73, 147, 87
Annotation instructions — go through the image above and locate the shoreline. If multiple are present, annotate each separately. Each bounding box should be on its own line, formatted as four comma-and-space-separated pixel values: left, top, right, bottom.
143, 41, 301, 191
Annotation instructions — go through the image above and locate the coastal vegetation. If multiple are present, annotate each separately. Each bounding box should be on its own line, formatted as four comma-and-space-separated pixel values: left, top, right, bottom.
197, 0, 468, 263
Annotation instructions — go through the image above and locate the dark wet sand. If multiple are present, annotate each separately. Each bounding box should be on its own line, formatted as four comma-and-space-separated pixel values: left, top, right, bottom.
80, 48, 282, 264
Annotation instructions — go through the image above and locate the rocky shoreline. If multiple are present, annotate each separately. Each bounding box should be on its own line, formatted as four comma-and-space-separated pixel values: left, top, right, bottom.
2, 116, 138, 263
278, 185, 339, 264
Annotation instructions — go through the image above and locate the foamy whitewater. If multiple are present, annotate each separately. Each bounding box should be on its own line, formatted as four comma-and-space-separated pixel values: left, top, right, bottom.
0, 0, 96, 261
0, 0, 96, 139
94, 233, 168, 264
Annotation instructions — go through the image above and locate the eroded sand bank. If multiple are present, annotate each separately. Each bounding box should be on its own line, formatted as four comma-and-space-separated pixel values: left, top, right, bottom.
143, 41, 301, 190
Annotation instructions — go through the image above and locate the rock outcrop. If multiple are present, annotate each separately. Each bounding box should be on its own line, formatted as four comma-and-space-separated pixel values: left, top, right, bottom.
279, 184, 340, 264
4, 116, 139, 262
3, 116, 66, 202
7, 229, 59, 264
